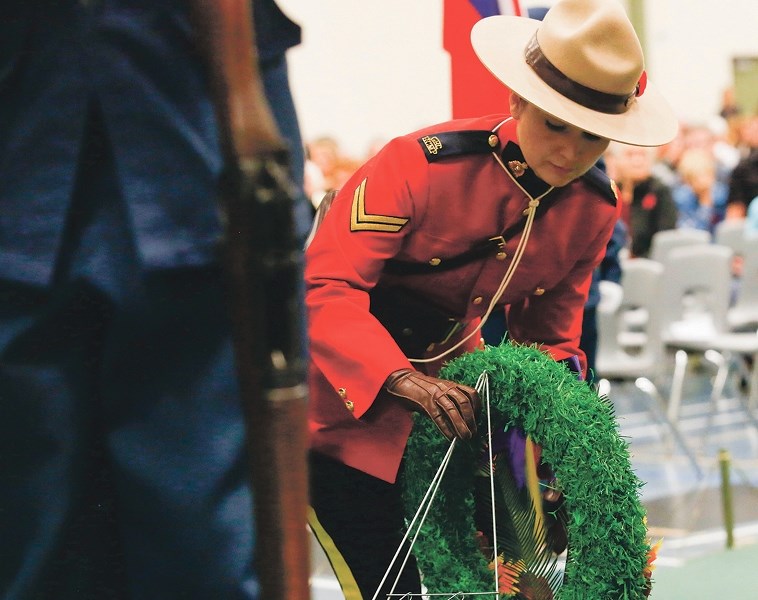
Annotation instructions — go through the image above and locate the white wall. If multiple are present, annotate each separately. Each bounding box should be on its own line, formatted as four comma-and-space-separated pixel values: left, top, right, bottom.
279, 0, 450, 158
278, 0, 758, 158
645, 0, 758, 123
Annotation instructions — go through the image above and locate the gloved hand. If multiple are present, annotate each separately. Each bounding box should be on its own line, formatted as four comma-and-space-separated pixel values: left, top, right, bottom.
383, 369, 480, 440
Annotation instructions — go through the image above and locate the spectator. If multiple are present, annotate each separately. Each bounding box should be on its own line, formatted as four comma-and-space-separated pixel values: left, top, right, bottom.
651, 121, 687, 188
673, 147, 728, 233
607, 142, 678, 257
306, 135, 342, 192
682, 121, 738, 189
708, 115, 742, 178
726, 114, 758, 219
305, 156, 328, 211
719, 86, 742, 122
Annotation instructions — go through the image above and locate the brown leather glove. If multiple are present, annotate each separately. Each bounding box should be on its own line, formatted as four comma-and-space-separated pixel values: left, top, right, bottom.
383, 369, 480, 440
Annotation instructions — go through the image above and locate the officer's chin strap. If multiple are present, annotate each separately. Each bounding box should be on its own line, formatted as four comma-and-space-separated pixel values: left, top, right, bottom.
409, 161, 553, 365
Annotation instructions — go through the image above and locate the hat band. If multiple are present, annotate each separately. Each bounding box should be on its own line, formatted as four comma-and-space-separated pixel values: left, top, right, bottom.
525, 34, 635, 115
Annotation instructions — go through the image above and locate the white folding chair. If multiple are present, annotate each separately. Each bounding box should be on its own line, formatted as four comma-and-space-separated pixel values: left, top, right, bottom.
615, 257, 665, 349
649, 228, 711, 265
714, 218, 747, 256
657, 244, 758, 428
728, 235, 758, 332
595, 277, 702, 476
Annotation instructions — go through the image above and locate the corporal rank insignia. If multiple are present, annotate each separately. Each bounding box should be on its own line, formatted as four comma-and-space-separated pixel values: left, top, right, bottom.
350, 178, 409, 233
417, 130, 495, 163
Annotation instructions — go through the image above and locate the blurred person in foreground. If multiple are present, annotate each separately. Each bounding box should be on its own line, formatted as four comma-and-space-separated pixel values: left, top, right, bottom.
0, 1, 308, 598
303, 0, 678, 598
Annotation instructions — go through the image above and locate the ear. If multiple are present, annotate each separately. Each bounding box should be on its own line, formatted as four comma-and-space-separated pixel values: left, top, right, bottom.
509, 93, 525, 119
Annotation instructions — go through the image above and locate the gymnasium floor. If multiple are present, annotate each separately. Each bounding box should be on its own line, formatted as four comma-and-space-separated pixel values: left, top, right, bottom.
615, 361, 758, 599
309, 358, 758, 599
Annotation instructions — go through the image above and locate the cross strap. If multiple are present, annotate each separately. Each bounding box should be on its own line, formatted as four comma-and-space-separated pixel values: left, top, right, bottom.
383, 191, 561, 276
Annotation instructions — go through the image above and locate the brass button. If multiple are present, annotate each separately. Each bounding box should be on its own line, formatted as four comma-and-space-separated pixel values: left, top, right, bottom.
402, 327, 413, 336
496, 251, 507, 261
534, 287, 545, 296
338, 387, 347, 399
426, 343, 436, 352
344, 400, 354, 412
472, 296, 483, 305
488, 134, 499, 148
428, 257, 441, 266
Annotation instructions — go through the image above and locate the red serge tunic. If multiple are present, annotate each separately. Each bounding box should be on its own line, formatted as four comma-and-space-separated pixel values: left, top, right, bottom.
305, 115, 620, 483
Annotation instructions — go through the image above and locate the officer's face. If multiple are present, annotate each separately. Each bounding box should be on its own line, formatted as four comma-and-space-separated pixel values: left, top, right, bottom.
509, 95, 610, 187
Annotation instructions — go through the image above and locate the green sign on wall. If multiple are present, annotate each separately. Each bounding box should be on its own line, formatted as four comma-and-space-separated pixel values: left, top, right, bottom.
734, 56, 758, 115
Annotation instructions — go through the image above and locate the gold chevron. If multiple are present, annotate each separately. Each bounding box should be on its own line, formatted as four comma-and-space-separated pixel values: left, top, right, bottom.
350, 178, 409, 233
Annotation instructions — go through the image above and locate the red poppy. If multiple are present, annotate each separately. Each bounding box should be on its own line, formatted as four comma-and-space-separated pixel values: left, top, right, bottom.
636, 71, 648, 97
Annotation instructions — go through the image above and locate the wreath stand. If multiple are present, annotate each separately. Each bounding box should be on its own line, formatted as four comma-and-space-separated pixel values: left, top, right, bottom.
381, 342, 656, 600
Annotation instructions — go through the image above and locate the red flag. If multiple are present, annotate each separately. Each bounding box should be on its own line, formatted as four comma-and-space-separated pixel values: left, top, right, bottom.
444, 0, 525, 119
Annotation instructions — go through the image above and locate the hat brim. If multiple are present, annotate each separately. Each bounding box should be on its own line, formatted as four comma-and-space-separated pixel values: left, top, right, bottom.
471, 15, 678, 146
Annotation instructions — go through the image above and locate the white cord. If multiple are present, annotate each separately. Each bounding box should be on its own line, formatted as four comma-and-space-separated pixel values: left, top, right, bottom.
376, 373, 500, 600
409, 165, 553, 365
372, 440, 457, 600
480, 373, 499, 596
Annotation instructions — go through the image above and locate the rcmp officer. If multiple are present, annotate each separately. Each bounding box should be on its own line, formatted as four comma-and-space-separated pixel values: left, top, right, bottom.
0, 1, 307, 598
305, 1, 679, 598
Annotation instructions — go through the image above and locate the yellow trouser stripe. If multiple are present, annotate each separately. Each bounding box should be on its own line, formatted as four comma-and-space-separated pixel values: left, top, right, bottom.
308, 506, 363, 600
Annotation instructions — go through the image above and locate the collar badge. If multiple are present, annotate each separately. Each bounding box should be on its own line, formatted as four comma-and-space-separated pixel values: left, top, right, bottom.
507, 160, 529, 178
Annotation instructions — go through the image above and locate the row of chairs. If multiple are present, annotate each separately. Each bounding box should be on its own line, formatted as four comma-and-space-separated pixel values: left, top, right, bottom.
595, 223, 758, 476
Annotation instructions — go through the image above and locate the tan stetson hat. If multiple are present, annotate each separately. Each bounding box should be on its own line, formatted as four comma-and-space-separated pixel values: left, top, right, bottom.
471, 0, 678, 146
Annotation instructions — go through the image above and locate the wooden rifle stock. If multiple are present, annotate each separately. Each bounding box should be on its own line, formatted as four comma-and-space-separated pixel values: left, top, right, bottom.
190, 1, 311, 598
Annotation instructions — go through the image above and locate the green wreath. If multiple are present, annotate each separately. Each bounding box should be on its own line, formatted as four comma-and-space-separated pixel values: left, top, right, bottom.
400, 342, 655, 599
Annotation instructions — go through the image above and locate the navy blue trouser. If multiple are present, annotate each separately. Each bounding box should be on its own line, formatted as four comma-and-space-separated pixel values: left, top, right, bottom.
0, 109, 257, 599
308, 452, 421, 600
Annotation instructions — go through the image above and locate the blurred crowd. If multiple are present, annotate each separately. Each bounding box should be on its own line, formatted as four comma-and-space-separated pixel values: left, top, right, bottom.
303, 92, 758, 256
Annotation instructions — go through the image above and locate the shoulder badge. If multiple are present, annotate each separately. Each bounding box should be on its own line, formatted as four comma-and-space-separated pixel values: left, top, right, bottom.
417, 130, 497, 163
350, 178, 409, 233
581, 165, 618, 206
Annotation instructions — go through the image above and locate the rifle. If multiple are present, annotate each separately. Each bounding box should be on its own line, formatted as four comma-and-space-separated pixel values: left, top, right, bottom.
190, 1, 311, 598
